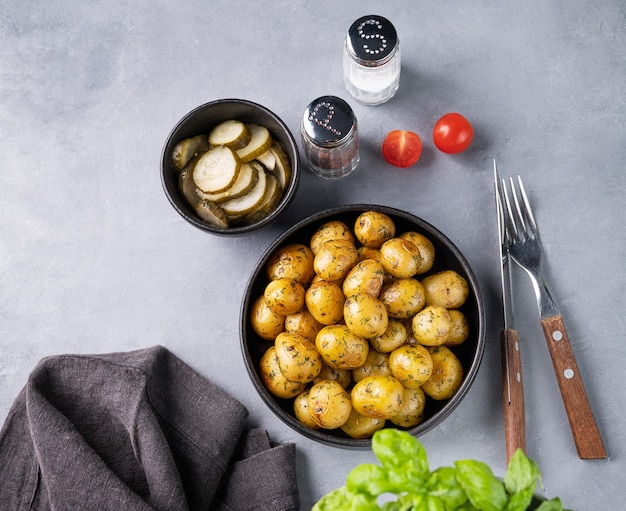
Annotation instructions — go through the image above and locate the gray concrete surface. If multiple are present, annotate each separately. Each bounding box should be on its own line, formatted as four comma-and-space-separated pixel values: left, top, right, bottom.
1, 1, 624, 508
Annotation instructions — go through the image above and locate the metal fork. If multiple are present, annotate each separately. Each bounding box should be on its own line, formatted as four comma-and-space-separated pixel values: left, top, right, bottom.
500, 175, 607, 459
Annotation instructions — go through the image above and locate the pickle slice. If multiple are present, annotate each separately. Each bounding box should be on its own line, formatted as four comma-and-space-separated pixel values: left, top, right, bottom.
208, 120, 251, 149
236, 124, 273, 162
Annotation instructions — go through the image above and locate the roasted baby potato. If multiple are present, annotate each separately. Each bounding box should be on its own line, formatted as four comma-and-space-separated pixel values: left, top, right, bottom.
399, 231, 435, 275
411, 305, 452, 346
342, 258, 386, 298
308, 379, 352, 429
274, 332, 322, 384
354, 211, 396, 248
313, 239, 359, 281
294, 389, 319, 429
379, 238, 422, 278
266, 243, 316, 285
343, 293, 389, 339
421, 270, 469, 309
390, 387, 426, 428
352, 350, 392, 383
250, 296, 285, 341
379, 278, 426, 319
264, 277, 305, 316
370, 319, 408, 353
351, 375, 404, 420
388, 344, 433, 389
340, 409, 386, 439
313, 364, 353, 389
310, 220, 355, 255
444, 309, 470, 347
421, 346, 464, 400
315, 324, 369, 370
284, 309, 323, 342
305, 280, 345, 325
259, 346, 306, 399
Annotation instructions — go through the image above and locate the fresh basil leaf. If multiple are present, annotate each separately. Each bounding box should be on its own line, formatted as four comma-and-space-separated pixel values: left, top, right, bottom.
427, 467, 468, 509
535, 497, 565, 511
505, 449, 541, 495
504, 486, 535, 511
312, 486, 351, 511
455, 459, 508, 511
393, 492, 446, 511
372, 429, 429, 490
347, 463, 392, 496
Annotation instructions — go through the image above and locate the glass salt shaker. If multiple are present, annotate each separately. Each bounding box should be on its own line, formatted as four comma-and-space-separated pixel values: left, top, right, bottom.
300, 95, 360, 179
343, 15, 401, 105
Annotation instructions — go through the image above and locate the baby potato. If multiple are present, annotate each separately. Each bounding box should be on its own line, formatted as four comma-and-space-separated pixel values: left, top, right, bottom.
264, 278, 305, 316
308, 380, 352, 429
310, 220, 355, 255
274, 332, 322, 384
379, 238, 422, 278
351, 375, 404, 420
357, 246, 381, 263
444, 309, 470, 347
399, 231, 435, 275
266, 243, 316, 285
315, 325, 369, 370
305, 280, 345, 325
342, 259, 386, 298
284, 309, 323, 342
259, 346, 306, 399
411, 305, 452, 346
390, 387, 426, 428
354, 211, 396, 248
422, 346, 464, 400
340, 409, 386, 439
352, 349, 392, 383
379, 278, 426, 319
370, 320, 408, 353
344, 293, 389, 339
294, 390, 319, 429
313, 363, 353, 389
314, 239, 359, 281
421, 270, 470, 309
250, 295, 285, 341
388, 344, 433, 389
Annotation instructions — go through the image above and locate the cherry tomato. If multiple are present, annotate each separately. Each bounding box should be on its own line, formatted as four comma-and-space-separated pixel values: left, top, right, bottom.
433, 113, 474, 154
382, 130, 423, 168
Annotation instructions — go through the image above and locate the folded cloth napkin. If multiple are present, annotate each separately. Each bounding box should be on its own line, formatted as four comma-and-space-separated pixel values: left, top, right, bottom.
0, 345, 300, 511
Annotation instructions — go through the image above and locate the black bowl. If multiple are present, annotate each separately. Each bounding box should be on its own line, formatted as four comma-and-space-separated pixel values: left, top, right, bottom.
161, 99, 300, 235
240, 205, 486, 448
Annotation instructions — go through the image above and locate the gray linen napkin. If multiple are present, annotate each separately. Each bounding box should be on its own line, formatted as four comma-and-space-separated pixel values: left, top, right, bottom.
0, 345, 300, 511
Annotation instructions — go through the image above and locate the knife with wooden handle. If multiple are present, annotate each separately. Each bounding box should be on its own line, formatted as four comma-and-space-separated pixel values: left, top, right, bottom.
494, 161, 526, 464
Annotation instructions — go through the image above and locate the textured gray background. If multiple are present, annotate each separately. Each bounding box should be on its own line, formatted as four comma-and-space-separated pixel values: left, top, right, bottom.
1, 1, 624, 508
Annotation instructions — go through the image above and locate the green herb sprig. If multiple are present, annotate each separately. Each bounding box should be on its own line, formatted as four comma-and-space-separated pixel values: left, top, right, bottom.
313, 429, 571, 511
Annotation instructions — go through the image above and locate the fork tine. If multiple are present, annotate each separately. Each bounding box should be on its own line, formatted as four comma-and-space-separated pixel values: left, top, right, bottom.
516, 176, 538, 237
500, 178, 519, 242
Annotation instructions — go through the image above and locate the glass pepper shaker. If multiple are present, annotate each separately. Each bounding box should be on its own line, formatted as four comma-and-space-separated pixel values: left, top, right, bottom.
300, 95, 360, 179
343, 15, 401, 105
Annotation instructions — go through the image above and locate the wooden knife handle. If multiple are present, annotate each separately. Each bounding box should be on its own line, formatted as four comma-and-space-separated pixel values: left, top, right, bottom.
541, 315, 607, 459
501, 328, 526, 464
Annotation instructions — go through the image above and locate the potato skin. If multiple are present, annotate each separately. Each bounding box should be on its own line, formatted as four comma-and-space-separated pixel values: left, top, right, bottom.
379, 238, 422, 278
351, 375, 404, 419
305, 281, 345, 325
390, 387, 426, 428
421, 270, 469, 309
313, 239, 359, 281
313, 364, 353, 389
308, 380, 352, 429
422, 346, 464, 400
266, 243, 315, 285
315, 325, 369, 370
399, 231, 435, 275
310, 220, 355, 255
274, 332, 322, 383
444, 309, 470, 347
294, 390, 319, 429
342, 259, 386, 298
340, 409, 386, 439
352, 349, 392, 383
354, 211, 396, 248
250, 295, 285, 341
259, 346, 306, 399
343, 293, 389, 339
389, 344, 433, 389
411, 305, 452, 346
379, 278, 426, 319
264, 278, 305, 316
370, 320, 408, 353
284, 309, 323, 342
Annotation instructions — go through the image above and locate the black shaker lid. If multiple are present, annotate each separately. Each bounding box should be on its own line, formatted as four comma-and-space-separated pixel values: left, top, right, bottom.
302, 96, 356, 147
346, 15, 398, 66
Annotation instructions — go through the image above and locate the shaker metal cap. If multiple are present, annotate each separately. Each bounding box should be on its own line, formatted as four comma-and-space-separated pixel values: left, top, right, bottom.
302, 96, 356, 147
347, 15, 398, 66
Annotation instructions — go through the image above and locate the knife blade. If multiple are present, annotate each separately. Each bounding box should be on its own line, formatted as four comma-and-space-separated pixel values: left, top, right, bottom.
494, 161, 526, 464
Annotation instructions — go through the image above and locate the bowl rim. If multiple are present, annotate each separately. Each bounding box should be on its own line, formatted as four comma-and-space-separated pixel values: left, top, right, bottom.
240, 204, 486, 448
160, 98, 301, 236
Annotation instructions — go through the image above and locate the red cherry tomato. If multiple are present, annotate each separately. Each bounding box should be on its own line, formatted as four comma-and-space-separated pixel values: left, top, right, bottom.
382, 130, 423, 168
433, 113, 474, 154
